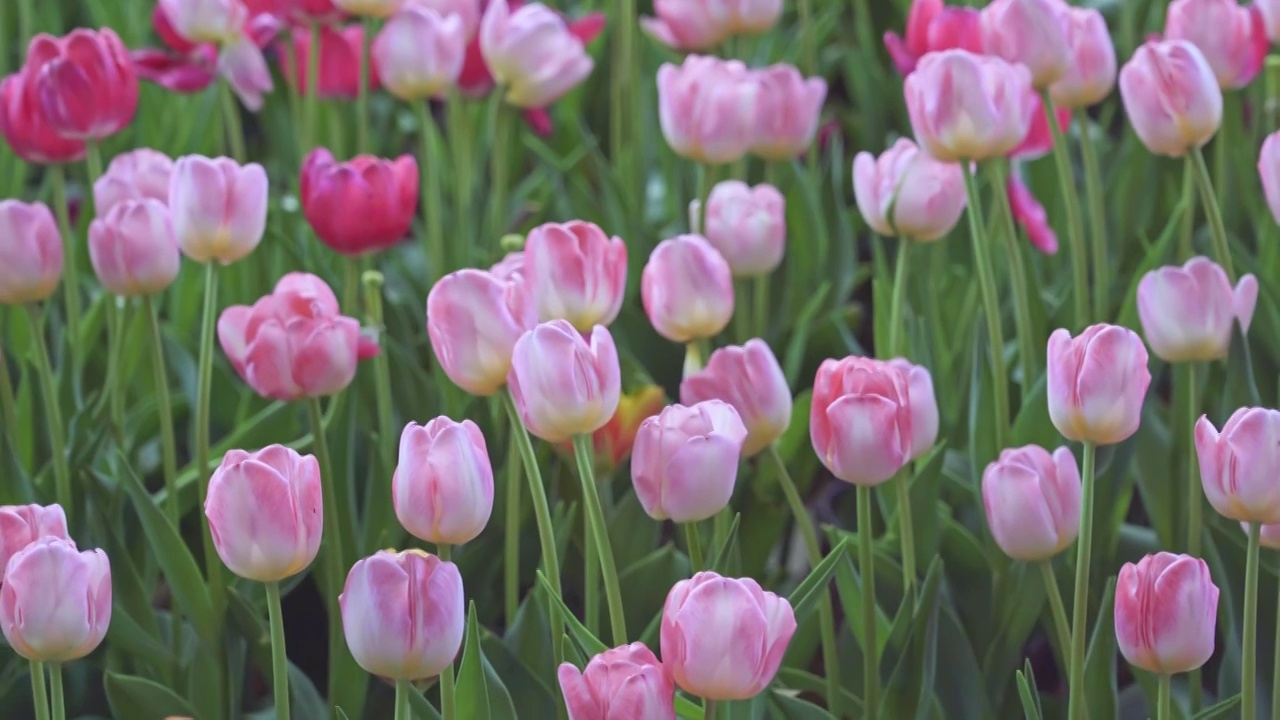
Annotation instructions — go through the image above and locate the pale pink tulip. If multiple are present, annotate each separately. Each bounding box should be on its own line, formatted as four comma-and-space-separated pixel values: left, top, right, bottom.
657, 55, 758, 164
750, 64, 827, 160
1119, 40, 1222, 158
982, 445, 1081, 561
480, 0, 594, 108
887, 358, 938, 460
426, 268, 534, 396
169, 154, 268, 264
0, 538, 111, 663
904, 50, 1036, 162
408, 0, 483, 37
374, 6, 467, 101
159, 0, 248, 43
0, 200, 62, 305
1137, 256, 1257, 362
642, 0, 781, 51
94, 148, 175, 214
631, 401, 747, 523
641, 235, 735, 343
558, 643, 676, 720
1196, 407, 1280, 524
523, 220, 627, 331
703, 181, 785, 276
0, 504, 69, 583
1046, 325, 1151, 445
1048, 7, 1117, 108
1165, 0, 1267, 89
393, 418, 494, 545
88, 199, 181, 296
1115, 552, 1218, 674
508, 321, 621, 442
810, 356, 914, 486
1258, 131, 1280, 226
852, 137, 966, 241
979, 0, 1070, 88
680, 339, 792, 457
1259, 0, 1280, 44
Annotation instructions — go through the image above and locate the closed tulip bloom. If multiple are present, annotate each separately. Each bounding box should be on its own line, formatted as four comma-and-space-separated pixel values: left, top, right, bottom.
1119, 40, 1222, 158
0, 538, 111, 663
374, 7, 466, 101
480, 0, 595, 108
0, 504, 69, 582
409, 0, 483, 38
24, 29, 139, 140
1048, 7, 1117, 108
657, 55, 759, 164
334, 0, 403, 18
979, 0, 1071, 88
704, 181, 786, 276
301, 148, 419, 256
393, 418, 494, 545
810, 356, 914, 486
981, 445, 1081, 561
681, 339, 792, 457
508, 321, 621, 443
1047, 325, 1151, 445
427, 268, 534, 396
883, 0, 983, 76
1195, 407, 1280, 524
640, 0, 739, 51
340, 549, 464, 680
280, 24, 379, 99
661, 572, 795, 700
88, 199, 181, 297
0, 71, 86, 164
524, 220, 627, 331
852, 138, 966, 242
1259, 131, 1280, 226
94, 148, 175, 214
169, 155, 268, 264
632, 401, 748, 523
1137, 257, 1258, 363
159, 0, 248, 43
904, 50, 1036, 163
1115, 553, 1218, 675
0, 201, 62, 305
887, 358, 939, 460
205, 445, 323, 582
641, 235, 735, 343
1165, 0, 1267, 90
750, 64, 827, 160
558, 643, 676, 720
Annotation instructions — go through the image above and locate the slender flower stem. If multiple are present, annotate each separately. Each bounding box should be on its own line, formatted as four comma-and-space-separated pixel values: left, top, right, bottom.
610, 0, 636, 213
1183, 363, 1202, 559
703, 699, 718, 720
1243, 521, 1261, 720
304, 23, 321, 153
48, 664, 63, 720
1041, 90, 1090, 326
990, 161, 1040, 387
797, 0, 816, 74
307, 397, 345, 597
85, 141, 103, 187
49, 165, 81, 358
437, 544, 458, 720
415, 102, 446, 281
143, 295, 180, 523
1272, 581, 1280, 720
1076, 112, 1109, 319
488, 98, 513, 242
503, 437, 522, 625
960, 164, 1011, 449
219, 80, 246, 161
357, 17, 374, 153
447, 88, 474, 251
26, 305, 71, 518
266, 581, 291, 720
29, 661, 49, 720
753, 274, 770, 341
572, 433, 628, 645
1066, 441, 1097, 720
362, 271, 396, 552
694, 163, 713, 234
585, 506, 599, 635
1039, 561, 1071, 664
1188, 146, 1236, 281
887, 240, 910, 358
684, 522, 705, 572
857, 484, 879, 719
1178, 160, 1196, 260
0, 345, 17, 449
886, 240, 918, 600
194, 263, 226, 599
105, 298, 125, 437
394, 680, 411, 720
1157, 674, 1171, 720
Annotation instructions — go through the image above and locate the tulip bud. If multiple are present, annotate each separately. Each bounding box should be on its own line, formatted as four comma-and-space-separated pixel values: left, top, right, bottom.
340, 549, 464, 680
374, 7, 467, 101
640, 1, 736, 51
480, 0, 595, 108
88, 199, 181, 297
1115, 552, 1218, 675
1165, 0, 1267, 90
661, 571, 796, 701
0, 504, 70, 582
704, 181, 786, 277
301, 148, 419, 256
393, 418, 494, 545
427, 268, 534, 396
887, 358, 939, 460
750, 64, 827, 160
170, 155, 269, 264
979, 0, 1071, 88
94, 148, 175, 215
631, 401, 747, 523
0, 200, 63, 305
1195, 407, 1280, 524
1119, 40, 1222, 158
24, 29, 139, 140
1048, 7, 1117, 108
904, 50, 1036, 162
558, 643, 676, 720
657, 55, 759, 165
852, 138, 967, 242
1137, 257, 1257, 363
680, 339, 792, 457
1046, 325, 1151, 445
523, 220, 628, 331
981, 445, 1081, 561
0, 538, 111, 663
641, 235, 735, 343
508, 321, 621, 442
810, 356, 914, 486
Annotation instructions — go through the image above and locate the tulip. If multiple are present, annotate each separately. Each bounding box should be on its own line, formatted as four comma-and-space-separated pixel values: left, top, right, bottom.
1195, 407, 1280, 524
1261, 0, 1280, 44
661, 571, 796, 700
703, 181, 786, 276
750, 64, 828, 160
334, 0, 403, 18
88, 199, 181, 297
979, 0, 1071, 88
1006, 174, 1059, 255
0, 504, 69, 582
410, 0, 483, 37
903, 50, 1036, 162
523, 220, 627, 330
657, 55, 758, 164
810, 356, 914, 486
426, 268, 534, 396
680, 339, 792, 457
1115, 552, 1218, 674
508, 321, 621, 443
374, 7, 468, 101
558, 643, 676, 720
1137, 257, 1257, 363
94, 148, 175, 214
883, 0, 982, 76
340, 549, 464, 680
1259, 131, 1280, 226
393, 418, 495, 545
159, 0, 248, 44
0, 71, 86, 164
300, 148, 419, 256
886, 358, 938, 460
641, 235, 735, 343
0, 201, 63, 305
244, 0, 344, 23
1165, 0, 1267, 90
852, 138, 966, 242
1048, 7, 1117, 108
642, 0, 782, 51
169, 155, 269, 264
631, 401, 747, 523
218, 33, 275, 111
1119, 40, 1222, 158
1046, 324, 1151, 445
132, 8, 222, 95
280, 24, 379, 99
480, 0, 595, 108
205, 445, 323, 582
22, 29, 139, 140
0, 538, 111, 663
981, 445, 1081, 561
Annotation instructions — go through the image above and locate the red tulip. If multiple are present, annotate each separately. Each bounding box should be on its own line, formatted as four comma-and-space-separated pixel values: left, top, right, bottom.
300, 148, 419, 255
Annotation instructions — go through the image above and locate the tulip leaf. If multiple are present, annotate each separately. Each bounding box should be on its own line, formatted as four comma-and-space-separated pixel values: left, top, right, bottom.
770, 689, 837, 719
405, 687, 443, 720
104, 606, 173, 668
482, 634, 555, 719
104, 672, 197, 719
454, 601, 515, 720
619, 545, 690, 640
1191, 693, 1241, 720
1016, 659, 1045, 720
788, 536, 852, 622
1083, 577, 1119, 720
536, 571, 609, 658
776, 668, 864, 714
674, 695, 705, 719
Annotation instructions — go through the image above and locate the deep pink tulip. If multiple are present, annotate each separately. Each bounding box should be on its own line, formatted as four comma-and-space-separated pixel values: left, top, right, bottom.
1049, 7, 1117, 108
631, 401, 747, 523
1046, 324, 1151, 445
508, 321, 621, 442
480, 0, 595, 108
374, 6, 467, 101
1006, 174, 1059, 255
750, 64, 827, 160
641, 235, 735, 343
703, 181, 786, 277
1260, 130, 1280, 226
1115, 552, 1218, 674
340, 549, 464, 680
657, 55, 758, 165
883, 0, 982, 76
0, 201, 63, 305
903, 50, 1036, 162
22, 29, 139, 141
1119, 40, 1222, 158
301, 148, 419, 256
94, 148, 175, 215
169, 154, 269, 264
280, 24, 381, 98
393, 418, 495, 545
1196, 407, 1280, 524
558, 643, 675, 720
523, 220, 627, 331
205, 445, 323, 582
979, 0, 1071, 88
641, 0, 781, 51
810, 356, 914, 486
0, 505, 69, 583
852, 138, 966, 242
0, 538, 111, 663
1165, 0, 1267, 89
1137, 257, 1257, 362
426, 268, 534, 396
680, 339, 792, 457
661, 572, 795, 701
88, 199, 181, 297
0, 71, 86, 164
887, 358, 938, 460
981, 445, 1081, 561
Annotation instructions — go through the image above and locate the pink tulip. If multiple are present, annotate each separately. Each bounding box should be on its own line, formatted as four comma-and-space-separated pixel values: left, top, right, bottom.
409, 0, 483, 38
903, 50, 1036, 162
703, 181, 786, 276
0, 504, 69, 582
750, 64, 827, 160
981, 445, 1081, 561
94, 148, 175, 214
1115, 552, 1218, 674
480, 0, 595, 108
1048, 7, 1117, 108
300, 148, 419, 256
340, 549, 464, 680
631, 401, 747, 523
1259, 0, 1280, 44
1195, 407, 1280, 524
661, 571, 795, 700
852, 137, 967, 242
1137, 257, 1257, 362
169, 155, 268, 264
1165, 0, 1267, 90
523, 220, 628, 331
205, 444, 323, 582
1006, 174, 1059, 255
883, 0, 982, 76
641, 235, 735, 343
0, 70, 86, 164
680, 339, 792, 457
657, 55, 758, 164
642, 0, 781, 51
1119, 40, 1222, 158
0, 200, 62, 305
558, 643, 675, 720
1046, 324, 1151, 445
88, 199, 181, 297
887, 358, 939, 460
393, 418, 494, 545
810, 356, 914, 486
279, 24, 380, 99
1259, 131, 1280, 226
508, 320, 621, 442
426, 268, 534, 396
334, 0, 403, 17
0, 538, 111, 663
159, 0, 248, 43
979, 0, 1071, 88
374, 6, 467, 101
23, 29, 139, 140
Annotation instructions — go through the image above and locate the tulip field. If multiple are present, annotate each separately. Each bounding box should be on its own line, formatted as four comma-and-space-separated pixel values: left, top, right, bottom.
7, 0, 1280, 718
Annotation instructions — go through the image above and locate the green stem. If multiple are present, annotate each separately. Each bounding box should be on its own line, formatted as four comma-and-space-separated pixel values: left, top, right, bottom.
1243, 522, 1261, 720
219, 79, 246, 161
1157, 674, 1171, 720
48, 165, 81, 360
991, 161, 1041, 388
394, 679, 411, 720
1183, 363, 1202, 559
610, 0, 636, 215
357, 17, 373, 152
29, 661, 49, 720
753, 273, 770, 341
894, 470, 917, 600
1188, 146, 1236, 281
488, 98, 513, 242
266, 581, 291, 720
16, 0, 34, 57
585, 505, 599, 635
1076, 111, 1109, 319
84, 141, 103, 188
447, 88, 473, 251
143, 295, 179, 524
415, 102, 446, 281
105, 298, 125, 437
362, 271, 396, 553
1271, 576, 1280, 720
684, 522, 705, 572
1041, 89, 1090, 326
437, 544, 457, 720
703, 699, 718, 720
857, 485, 879, 719
193, 263, 225, 597
571, 433, 628, 645
304, 23, 321, 153
695, 163, 713, 234
307, 397, 345, 596
503, 435, 522, 626
26, 305, 71, 519
960, 164, 1011, 449
48, 664, 63, 720
1039, 561, 1071, 666
798, 0, 816, 74
1066, 441, 1096, 720
1179, 159, 1196, 260
0, 344, 17, 451
887, 240, 910, 358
